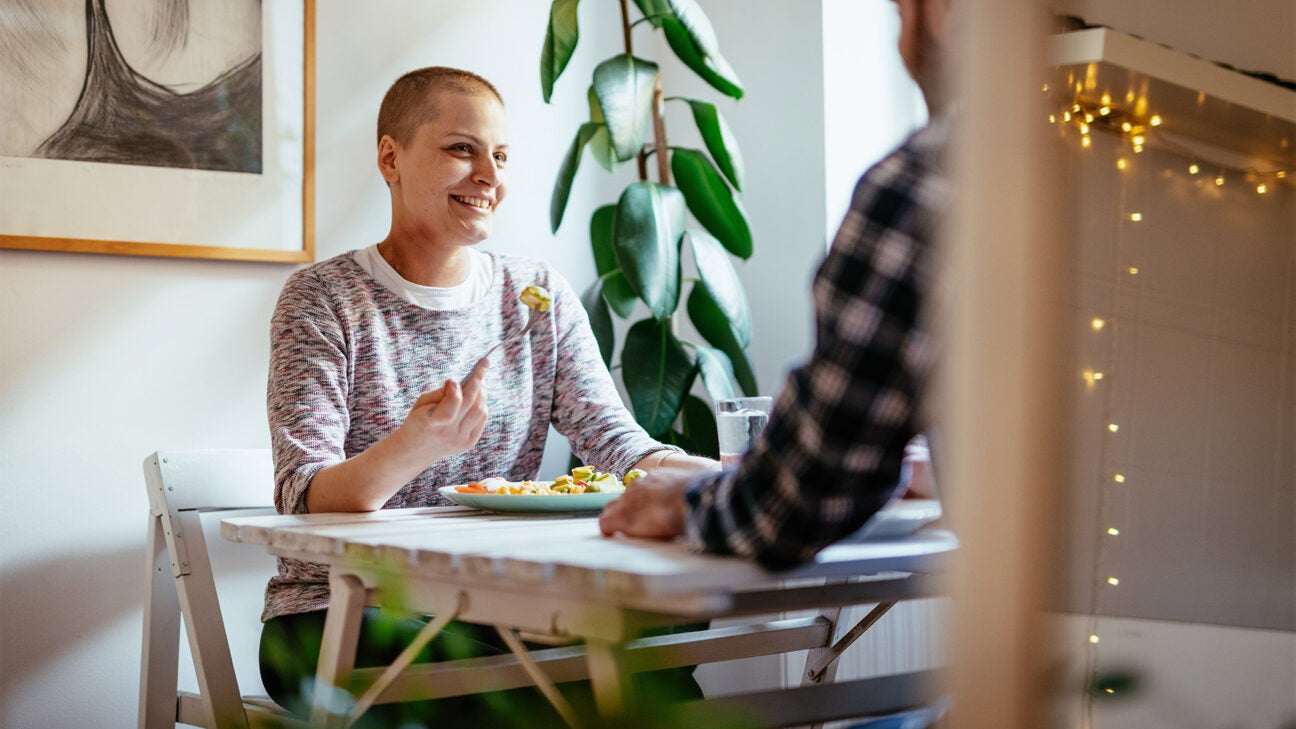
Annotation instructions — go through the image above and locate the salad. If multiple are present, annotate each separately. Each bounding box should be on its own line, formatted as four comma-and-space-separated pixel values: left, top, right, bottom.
454, 465, 646, 495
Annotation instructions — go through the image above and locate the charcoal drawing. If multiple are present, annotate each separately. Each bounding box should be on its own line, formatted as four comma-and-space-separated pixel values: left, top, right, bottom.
0, 0, 262, 173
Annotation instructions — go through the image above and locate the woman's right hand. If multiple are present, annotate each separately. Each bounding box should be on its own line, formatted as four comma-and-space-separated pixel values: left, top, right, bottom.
396, 357, 491, 462
304, 358, 491, 512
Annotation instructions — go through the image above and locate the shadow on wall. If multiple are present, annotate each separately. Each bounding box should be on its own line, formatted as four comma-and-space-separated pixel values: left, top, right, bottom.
0, 542, 144, 705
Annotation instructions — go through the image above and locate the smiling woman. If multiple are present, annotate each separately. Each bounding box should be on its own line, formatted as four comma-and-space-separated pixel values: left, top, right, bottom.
259, 65, 718, 725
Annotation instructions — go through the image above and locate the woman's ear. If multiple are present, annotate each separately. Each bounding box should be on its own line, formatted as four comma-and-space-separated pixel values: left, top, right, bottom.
377, 134, 400, 185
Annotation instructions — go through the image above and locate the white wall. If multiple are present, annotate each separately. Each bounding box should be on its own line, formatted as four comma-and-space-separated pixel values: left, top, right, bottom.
0, 2, 831, 726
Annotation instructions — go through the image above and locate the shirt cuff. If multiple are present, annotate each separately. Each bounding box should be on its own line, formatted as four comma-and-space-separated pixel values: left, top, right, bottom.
681, 468, 733, 553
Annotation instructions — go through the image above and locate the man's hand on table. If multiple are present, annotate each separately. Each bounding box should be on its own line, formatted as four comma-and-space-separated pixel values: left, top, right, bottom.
598, 468, 696, 540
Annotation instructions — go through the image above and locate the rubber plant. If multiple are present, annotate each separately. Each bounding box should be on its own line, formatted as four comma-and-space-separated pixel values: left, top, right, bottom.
542, 0, 757, 458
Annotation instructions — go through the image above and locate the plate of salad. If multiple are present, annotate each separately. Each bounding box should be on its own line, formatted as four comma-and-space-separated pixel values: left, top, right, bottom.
439, 466, 644, 515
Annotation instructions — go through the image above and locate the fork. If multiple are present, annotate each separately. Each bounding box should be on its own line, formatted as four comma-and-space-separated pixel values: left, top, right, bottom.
480, 306, 546, 361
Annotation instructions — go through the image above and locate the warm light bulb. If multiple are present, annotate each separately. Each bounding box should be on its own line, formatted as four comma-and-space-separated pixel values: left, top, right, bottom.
1215, 175, 1225, 186
1079, 122, 1090, 135
1089, 635, 1100, 644
1257, 184, 1268, 194
1121, 122, 1133, 132
1128, 267, 1139, 275
1085, 113, 1095, 123
1073, 103, 1081, 113
1107, 577, 1120, 586
1116, 158, 1128, 171
1063, 111, 1073, 122
1132, 135, 1145, 146
1133, 144, 1144, 154
1113, 474, 1125, 483
1108, 423, 1119, 433
1091, 318, 1105, 330
1188, 163, 1199, 175
1099, 106, 1111, 116
1107, 528, 1120, 536
1042, 83, 1050, 92
1082, 136, 1092, 149
1278, 171, 1287, 179
1049, 114, 1057, 124
1105, 688, 1116, 694
1150, 115, 1162, 126
1129, 212, 1143, 222
1101, 93, 1112, 105
1093, 372, 1104, 380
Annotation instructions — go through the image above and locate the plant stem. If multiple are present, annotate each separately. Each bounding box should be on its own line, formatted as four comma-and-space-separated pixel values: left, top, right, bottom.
619, 0, 650, 181
652, 81, 670, 185
618, 0, 633, 55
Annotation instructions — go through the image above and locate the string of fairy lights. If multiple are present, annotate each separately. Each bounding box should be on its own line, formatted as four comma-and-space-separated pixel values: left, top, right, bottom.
1045, 78, 1292, 728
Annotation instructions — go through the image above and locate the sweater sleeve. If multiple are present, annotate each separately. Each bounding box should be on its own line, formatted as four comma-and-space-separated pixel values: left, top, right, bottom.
544, 270, 678, 476
266, 268, 351, 514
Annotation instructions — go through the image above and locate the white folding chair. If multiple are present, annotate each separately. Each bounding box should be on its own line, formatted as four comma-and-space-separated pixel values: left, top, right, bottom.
139, 449, 306, 729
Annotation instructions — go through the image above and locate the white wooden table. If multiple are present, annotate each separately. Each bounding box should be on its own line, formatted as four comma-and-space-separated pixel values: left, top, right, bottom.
222, 505, 956, 728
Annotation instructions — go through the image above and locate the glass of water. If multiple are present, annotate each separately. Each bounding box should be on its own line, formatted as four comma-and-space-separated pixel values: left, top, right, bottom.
715, 396, 773, 468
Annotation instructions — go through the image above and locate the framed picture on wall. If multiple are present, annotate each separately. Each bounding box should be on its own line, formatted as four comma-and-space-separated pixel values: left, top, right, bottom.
0, 0, 314, 263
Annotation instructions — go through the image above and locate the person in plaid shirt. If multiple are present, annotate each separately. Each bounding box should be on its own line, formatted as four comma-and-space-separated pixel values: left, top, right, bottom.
599, 0, 954, 569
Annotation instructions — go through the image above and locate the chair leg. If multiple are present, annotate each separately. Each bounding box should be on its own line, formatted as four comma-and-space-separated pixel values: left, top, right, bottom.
139, 514, 182, 729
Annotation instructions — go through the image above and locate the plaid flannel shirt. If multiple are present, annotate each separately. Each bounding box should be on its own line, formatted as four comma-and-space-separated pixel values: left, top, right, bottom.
683, 115, 953, 569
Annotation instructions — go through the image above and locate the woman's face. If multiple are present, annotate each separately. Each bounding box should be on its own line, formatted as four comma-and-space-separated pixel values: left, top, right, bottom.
383, 90, 509, 249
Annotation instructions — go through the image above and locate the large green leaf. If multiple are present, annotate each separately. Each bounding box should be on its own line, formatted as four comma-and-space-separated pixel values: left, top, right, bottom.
550, 122, 599, 233
688, 229, 751, 346
694, 345, 739, 402
665, 0, 722, 59
593, 55, 659, 162
671, 148, 752, 259
622, 319, 696, 437
631, 0, 672, 27
580, 281, 614, 366
587, 87, 621, 173
540, 0, 580, 103
660, 16, 743, 100
590, 205, 638, 318
613, 182, 685, 320
679, 394, 720, 459
687, 285, 758, 395
677, 98, 744, 191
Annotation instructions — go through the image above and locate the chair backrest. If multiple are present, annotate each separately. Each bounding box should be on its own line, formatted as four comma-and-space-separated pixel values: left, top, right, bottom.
139, 449, 281, 729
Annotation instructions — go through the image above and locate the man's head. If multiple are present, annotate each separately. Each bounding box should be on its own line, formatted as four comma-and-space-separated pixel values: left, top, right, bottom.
893, 0, 952, 114
377, 66, 503, 148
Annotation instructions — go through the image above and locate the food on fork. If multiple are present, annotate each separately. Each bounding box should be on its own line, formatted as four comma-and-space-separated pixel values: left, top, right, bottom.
454, 465, 630, 495
519, 285, 552, 312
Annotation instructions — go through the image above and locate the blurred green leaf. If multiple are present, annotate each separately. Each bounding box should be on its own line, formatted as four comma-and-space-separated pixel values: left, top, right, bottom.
622, 319, 696, 437
687, 285, 758, 395
580, 280, 615, 366
550, 122, 599, 233
680, 394, 720, 459
694, 345, 738, 401
672, 149, 752, 259
590, 205, 638, 317
632, 0, 672, 27
660, 16, 743, 99
677, 98, 744, 190
540, 0, 581, 103
688, 229, 751, 346
614, 182, 685, 320
593, 55, 659, 162
586, 87, 621, 173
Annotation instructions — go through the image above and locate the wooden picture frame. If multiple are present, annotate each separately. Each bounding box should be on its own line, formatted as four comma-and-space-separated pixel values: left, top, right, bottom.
0, 0, 314, 263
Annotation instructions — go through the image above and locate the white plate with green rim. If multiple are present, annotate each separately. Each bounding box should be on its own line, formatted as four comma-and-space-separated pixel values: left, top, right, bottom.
438, 485, 621, 515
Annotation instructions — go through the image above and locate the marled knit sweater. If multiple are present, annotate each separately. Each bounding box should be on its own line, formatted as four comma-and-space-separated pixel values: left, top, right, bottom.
263, 250, 671, 620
